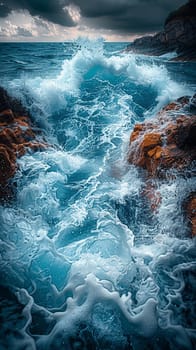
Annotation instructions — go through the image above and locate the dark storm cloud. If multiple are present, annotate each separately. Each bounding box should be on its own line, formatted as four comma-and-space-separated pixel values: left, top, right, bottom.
0, 0, 188, 33
0, 3, 11, 17
75, 0, 187, 33
0, 0, 75, 27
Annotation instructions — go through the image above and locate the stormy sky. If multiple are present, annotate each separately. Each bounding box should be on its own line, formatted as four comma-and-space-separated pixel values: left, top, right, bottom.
0, 0, 187, 41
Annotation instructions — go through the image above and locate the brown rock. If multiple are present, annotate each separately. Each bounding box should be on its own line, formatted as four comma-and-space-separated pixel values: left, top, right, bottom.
130, 123, 144, 142
128, 96, 196, 228
141, 133, 161, 149
0, 87, 46, 202
184, 193, 196, 237
0, 145, 16, 183
128, 98, 196, 178
0, 109, 15, 125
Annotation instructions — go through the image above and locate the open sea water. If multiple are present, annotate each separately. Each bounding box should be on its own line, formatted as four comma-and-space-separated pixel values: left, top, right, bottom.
0, 40, 196, 350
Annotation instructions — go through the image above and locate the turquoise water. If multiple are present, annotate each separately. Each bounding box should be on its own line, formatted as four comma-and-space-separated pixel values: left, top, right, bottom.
0, 40, 196, 350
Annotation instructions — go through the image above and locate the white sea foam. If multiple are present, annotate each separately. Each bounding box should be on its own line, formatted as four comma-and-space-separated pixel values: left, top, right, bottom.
0, 39, 195, 349
6, 38, 192, 119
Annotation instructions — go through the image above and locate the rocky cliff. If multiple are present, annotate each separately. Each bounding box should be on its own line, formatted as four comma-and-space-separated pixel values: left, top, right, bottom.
127, 0, 196, 60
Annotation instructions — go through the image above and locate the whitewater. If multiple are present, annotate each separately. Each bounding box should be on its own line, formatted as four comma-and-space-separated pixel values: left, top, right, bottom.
0, 40, 195, 350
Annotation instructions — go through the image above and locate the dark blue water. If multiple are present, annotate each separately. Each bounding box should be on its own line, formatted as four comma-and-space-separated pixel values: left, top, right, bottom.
0, 40, 195, 350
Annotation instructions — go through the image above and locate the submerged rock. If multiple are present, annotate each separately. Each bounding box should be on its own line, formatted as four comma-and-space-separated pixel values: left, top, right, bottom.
128, 95, 196, 236
0, 87, 46, 201
127, 0, 196, 61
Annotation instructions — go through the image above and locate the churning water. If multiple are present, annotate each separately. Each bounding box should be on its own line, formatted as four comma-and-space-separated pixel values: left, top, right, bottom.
0, 40, 195, 350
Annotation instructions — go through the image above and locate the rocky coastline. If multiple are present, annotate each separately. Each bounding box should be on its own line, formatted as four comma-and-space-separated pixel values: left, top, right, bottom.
128, 94, 196, 236
0, 86, 195, 237
127, 0, 196, 61
0, 87, 46, 202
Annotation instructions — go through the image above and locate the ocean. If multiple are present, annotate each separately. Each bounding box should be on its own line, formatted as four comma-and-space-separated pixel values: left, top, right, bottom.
0, 40, 195, 350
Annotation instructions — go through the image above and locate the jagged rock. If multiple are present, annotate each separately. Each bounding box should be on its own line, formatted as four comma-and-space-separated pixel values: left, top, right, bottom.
128, 97, 196, 178
128, 95, 196, 235
127, 0, 196, 61
0, 87, 46, 201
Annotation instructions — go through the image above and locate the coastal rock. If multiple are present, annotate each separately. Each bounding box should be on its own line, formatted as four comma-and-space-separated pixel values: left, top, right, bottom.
184, 193, 196, 237
128, 97, 196, 178
128, 96, 196, 235
127, 0, 196, 61
0, 87, 46, 201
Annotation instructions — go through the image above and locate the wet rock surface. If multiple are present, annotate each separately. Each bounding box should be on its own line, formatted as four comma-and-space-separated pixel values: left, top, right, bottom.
128, 95, 196, 236
128, 97, 196, 177
183, 193, 196, 236
0, 87, 46, 201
